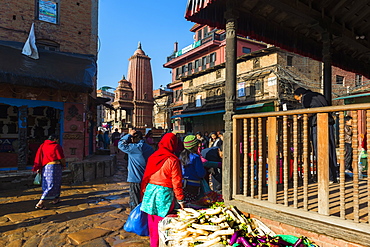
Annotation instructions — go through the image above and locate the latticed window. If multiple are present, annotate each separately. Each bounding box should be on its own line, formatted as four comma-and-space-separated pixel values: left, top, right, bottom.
253, 57, 260, 69
355, 74, 362, 86
336, 75, 344, 85
196, 95, 202, 107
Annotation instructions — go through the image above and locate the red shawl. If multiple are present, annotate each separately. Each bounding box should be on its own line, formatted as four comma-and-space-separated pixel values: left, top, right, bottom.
141, 133, 178, 193
32, 140, 65, 172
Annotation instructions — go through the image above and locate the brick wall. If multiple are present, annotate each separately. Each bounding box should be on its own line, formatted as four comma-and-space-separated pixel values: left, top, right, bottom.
248, 213, 366, 247
0, 0, 98, 55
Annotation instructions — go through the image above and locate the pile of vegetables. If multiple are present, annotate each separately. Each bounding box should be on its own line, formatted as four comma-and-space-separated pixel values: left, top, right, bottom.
159, 203, 318, 247
194, 191, 224, 206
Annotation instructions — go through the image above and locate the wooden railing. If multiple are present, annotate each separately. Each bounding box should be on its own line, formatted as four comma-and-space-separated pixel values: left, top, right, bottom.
232, 103, 370, 224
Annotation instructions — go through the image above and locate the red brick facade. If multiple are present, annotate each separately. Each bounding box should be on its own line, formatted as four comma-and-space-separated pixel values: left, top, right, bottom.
0, 0, 98, 55
0, 0, 98, 168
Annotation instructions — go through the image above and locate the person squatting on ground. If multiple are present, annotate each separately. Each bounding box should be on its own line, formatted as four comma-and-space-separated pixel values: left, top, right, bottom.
180, 135, 206, 202
33, 134, 66, 209
118, 129, 154, 210
294, 87, 339, 183
140, 133, 184, 247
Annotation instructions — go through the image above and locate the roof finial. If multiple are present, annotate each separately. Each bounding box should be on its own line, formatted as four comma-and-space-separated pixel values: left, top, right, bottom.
122, 75, 126, 80
138, 41, 142, 50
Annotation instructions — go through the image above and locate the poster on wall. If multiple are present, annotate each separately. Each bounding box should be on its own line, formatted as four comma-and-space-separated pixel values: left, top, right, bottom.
38, 0, 58, 24
237, 82, 245, 97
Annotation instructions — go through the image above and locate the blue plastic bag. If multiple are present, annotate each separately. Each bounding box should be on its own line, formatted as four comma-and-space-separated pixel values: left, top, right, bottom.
123, 203, 149, 236
33, 173, 41, 186
199, 178, 212, 197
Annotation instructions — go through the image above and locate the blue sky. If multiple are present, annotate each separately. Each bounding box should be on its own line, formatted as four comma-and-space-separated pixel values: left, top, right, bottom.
97, 0, 194, 90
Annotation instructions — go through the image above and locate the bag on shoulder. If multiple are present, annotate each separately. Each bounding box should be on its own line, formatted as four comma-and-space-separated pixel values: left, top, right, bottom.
123, 203, 149, 236
33, 173, 41, 186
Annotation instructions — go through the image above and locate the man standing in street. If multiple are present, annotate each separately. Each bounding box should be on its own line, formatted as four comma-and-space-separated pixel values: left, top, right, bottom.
118, 129, 154, 209
111, 128, 121, 154
294, 87, 338, 183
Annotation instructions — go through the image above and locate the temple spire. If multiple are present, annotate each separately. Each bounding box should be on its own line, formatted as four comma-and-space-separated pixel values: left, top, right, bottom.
138, 41, 142, 50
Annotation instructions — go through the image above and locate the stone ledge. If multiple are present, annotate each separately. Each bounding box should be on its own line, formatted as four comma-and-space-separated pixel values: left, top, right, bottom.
228, 198, 370, 247
0, 155, 117, 190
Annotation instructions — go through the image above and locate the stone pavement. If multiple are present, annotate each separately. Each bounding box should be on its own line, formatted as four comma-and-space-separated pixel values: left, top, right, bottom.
0, 151, 150, 247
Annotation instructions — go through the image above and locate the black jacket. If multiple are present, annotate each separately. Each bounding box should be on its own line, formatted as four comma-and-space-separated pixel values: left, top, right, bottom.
301, 90, 334, 126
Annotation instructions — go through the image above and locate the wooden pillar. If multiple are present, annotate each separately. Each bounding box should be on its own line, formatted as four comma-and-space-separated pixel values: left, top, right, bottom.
222, 0, 238, 201
317, 113, 329, 215
268, 117, 277, 203
18, 106, 28, 170
322, 32, 332, 105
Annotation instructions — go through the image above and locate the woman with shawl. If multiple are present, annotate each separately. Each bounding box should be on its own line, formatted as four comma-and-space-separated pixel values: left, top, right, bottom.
33, 134, 66, 209
141, 133, 184, 247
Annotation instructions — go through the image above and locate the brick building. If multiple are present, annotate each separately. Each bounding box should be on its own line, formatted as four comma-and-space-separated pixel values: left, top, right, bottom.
163, 24, 369, 134
153, 88, 172, 130
164, 24, 267, 133
96, 87, 115, 129
0, 0, 98, 170
177, 46, 324, 133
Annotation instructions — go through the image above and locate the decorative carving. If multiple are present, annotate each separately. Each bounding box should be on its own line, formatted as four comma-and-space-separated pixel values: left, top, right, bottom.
70, 124, 78, 131
63, 133, 84, 140
66, 105, 83, 121
18, 106, 28, 169
216, 70, 222, 79
70, 147, 77, 155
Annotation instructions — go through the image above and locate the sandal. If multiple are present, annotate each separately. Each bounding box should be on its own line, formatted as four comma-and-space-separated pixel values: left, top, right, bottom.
35, 204, 48, 210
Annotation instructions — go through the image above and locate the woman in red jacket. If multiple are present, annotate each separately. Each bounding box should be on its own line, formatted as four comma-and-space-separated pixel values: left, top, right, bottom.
141, 133, 184, 247
33, 134, 66, 209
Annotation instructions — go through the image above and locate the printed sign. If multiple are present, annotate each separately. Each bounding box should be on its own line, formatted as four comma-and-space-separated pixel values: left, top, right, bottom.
238, 82, 245, 97
39, 0, 58, 24
268, 77, 277, 86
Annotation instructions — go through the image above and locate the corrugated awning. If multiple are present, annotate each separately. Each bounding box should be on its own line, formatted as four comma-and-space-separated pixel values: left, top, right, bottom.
0, 41, 96, 93
333, 92, 370, 100
171, 109, 224, 118
236, 103, 265, 110
171, 103, 265, 118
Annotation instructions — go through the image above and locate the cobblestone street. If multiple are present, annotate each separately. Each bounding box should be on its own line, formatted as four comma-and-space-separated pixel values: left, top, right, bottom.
0, 152, 150, 247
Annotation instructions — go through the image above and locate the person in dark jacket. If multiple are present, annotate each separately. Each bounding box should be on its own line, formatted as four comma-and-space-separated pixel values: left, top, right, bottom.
111, 128, 121, 154
294, 87, 338, 183
344, 116, 353, 172
118, 129, 154, 209
201, 146, 223, 191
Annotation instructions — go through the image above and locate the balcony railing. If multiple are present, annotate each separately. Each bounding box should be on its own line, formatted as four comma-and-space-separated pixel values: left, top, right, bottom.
167, 31, 225, 62
231, 103, 370, 225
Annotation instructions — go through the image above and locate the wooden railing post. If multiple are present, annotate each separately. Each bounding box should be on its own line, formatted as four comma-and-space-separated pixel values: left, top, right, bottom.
232, 118, 240, 197
268, 117, 277, 203
317, 113, 329, 215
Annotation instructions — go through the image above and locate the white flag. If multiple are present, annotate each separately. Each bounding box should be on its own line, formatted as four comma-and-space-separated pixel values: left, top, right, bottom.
22, 23, 39, 59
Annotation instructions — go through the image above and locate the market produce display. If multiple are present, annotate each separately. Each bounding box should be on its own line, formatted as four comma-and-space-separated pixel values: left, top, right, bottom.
194, 191, 224, 206
158, 203, 318, 247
